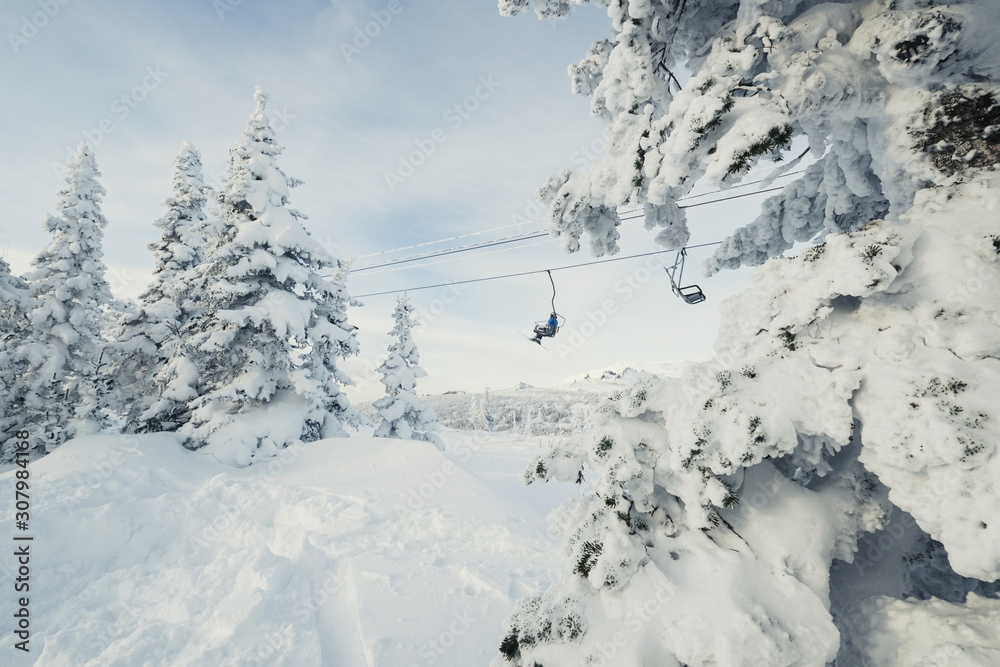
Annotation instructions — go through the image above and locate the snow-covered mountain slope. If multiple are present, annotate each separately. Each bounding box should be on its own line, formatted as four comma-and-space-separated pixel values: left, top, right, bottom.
422, 362, 685, 435
0, 430, 578, 666
552, 361, 685, 389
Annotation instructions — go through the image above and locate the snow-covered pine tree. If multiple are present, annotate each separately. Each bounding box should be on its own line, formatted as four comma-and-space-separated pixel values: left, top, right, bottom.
108, 141, 210, 432
5, 143, 115, 459
299, 256, 365, 440
0, 257, 33, 453
499, 0, 998, 273
372, 296, 442, 447
0, 256, 31, 327
476, 387, 496, 432
496, 1, 1000, 665
521, 404, 535, 436
173, 87, 360, 465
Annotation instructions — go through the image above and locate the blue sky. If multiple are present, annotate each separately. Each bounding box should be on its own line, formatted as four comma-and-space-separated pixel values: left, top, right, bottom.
2, 0, 765, 400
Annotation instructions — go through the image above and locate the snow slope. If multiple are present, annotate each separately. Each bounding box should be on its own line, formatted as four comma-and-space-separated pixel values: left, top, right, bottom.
0, 430, 578, 666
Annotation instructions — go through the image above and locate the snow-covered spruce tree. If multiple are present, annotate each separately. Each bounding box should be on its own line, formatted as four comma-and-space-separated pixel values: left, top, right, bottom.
495, 1, 1000, 665
0, 257, 31, 329
4, 143, 115, 460
0, 257, 33, 451
304, 255, 365, 437
372, 296, 443, 447
500, 0, 1000, 273
476, 387, 496, 432
168, 87, 360, 465
108, 141, 210, 432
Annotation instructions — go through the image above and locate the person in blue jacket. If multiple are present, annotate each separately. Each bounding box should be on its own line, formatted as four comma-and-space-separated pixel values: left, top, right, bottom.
531, 312, 559, 344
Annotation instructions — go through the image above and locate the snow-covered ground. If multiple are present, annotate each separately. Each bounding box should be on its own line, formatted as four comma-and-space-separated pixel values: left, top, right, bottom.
4, 359, 999, 666
0, 428, 579, 666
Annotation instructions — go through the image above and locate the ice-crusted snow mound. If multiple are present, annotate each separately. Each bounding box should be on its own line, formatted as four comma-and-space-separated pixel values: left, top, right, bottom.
0, 431, 576, 666
842, 594, 1000, 666
707, 173, 1000, 582
508, 459, 868, 666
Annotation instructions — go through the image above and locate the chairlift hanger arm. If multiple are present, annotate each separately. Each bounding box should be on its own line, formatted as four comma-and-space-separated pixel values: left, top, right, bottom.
547, 269, 556, 314
664, 247, 706, 305
664, 248, 686, 290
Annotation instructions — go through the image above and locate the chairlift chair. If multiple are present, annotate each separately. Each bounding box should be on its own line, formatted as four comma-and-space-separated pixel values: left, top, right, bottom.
664, 248, 706, 305
533, 312, 565, 336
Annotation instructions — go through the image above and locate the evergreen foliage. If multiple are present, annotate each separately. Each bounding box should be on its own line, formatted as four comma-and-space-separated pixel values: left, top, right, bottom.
109, 141, 210, 431
0, 257, 33, 451
495, 1, 1000, 664
373, 296, 442, 447
5, 143, 113, 458
499, 0, 995, 274
164, 88, 360, 465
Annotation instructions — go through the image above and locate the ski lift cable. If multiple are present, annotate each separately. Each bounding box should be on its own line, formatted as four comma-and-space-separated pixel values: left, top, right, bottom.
349, 168, 806, 263
353, 232, 551, 272
612, 183, 789, 226
352, 242, 722, 299
676, 183, 789, 210
350, 216, 552, 260
345, 173, 804, 276
357, 239, 557, 277
350, 180, 798, 275
675, 168, 805, 203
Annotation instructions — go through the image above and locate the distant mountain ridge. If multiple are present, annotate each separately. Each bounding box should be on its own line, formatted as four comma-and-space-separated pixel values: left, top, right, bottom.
417, 361, 686, 435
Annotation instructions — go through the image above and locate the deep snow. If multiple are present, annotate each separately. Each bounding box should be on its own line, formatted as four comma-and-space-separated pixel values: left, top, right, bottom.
3, 359, 999, 665
0, 429, 578, 666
